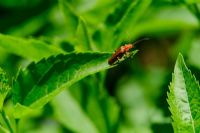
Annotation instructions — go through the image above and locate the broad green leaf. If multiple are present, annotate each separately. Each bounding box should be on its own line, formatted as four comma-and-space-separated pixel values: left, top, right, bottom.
167, 54, 200, 133
0, 68, 10, 110
0, 34, 65, 61
51, 90, 99, 133
12, 52, 120, 118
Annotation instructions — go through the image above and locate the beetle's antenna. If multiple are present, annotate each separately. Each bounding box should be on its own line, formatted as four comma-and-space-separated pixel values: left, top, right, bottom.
132, 38, 150, 45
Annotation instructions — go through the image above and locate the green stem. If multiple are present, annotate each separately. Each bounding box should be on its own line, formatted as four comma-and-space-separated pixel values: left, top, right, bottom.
0, 110, 14, 133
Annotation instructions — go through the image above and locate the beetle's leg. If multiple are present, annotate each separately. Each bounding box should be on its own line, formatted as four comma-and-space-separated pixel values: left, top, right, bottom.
116, 57, 120, 64
113, 60, 119, 65
115, 56, 123, 64
125, 52, 130, 57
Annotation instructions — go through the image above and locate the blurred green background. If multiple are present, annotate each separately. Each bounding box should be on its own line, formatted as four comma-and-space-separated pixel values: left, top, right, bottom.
0, 0, 200, 132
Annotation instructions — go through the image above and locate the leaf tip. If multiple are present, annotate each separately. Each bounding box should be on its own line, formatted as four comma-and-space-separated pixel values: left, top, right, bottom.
177, 53, 184, 63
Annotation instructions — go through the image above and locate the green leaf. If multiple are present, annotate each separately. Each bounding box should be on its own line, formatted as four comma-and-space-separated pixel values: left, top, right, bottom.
104, 0, 134, 27
0, 125, 9, 133
188, 38, 200, 69
76, 18, 94, 51
121, 6, 198, 41
76, 76, 120, 133
0, 110, 15, 133
114, 0, 152, 46
59, 0, 79, 39
98, 0, 151, 49
12, 52, 117, 118
13, 103, 40, 118
0, 68, 10, 110
51, 90, 99, 133
0, 34, 65, 61
172, 32, 194, 57
85, 91, 108, 133
167, 53, 200, 133
5, 12, 48, 37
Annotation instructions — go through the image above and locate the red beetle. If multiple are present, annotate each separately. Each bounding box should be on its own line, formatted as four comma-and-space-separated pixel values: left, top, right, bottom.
108, 44, 133, 65
108, 38, 149, 65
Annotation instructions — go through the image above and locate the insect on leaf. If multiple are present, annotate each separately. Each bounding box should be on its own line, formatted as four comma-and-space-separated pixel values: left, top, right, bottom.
108, 49, 138, 65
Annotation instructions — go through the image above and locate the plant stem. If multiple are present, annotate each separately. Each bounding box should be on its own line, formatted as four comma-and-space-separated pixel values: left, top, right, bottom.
0, 110, 14, 133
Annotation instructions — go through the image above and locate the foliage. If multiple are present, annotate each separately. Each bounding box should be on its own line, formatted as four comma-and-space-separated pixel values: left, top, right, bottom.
0, 0, 200, 133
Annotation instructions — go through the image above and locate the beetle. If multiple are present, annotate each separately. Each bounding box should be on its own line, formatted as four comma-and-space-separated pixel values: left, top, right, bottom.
108, 44, 133, 65
108, 38, 149, 65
